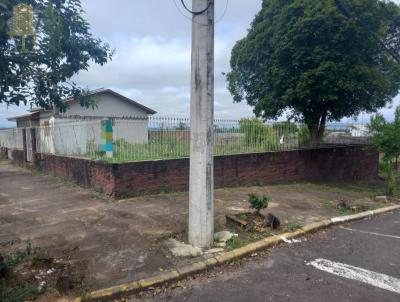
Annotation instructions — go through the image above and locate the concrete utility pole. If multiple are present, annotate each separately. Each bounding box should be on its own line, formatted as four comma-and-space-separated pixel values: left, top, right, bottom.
189, 0, 215, 248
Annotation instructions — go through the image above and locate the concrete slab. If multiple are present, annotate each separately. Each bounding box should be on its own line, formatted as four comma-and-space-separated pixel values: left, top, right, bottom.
0, 161, 394, 299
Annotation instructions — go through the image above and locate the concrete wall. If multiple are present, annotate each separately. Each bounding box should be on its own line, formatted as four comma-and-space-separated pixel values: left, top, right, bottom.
33, 146, 378, 197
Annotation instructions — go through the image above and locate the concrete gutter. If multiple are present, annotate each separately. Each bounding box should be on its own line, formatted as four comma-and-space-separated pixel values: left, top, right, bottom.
71, 204, 400, 302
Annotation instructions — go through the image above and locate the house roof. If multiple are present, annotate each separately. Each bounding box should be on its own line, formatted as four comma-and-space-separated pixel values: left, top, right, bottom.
64, 88, 157, 115
8, 89, 157, 121
7, 112, 40, 122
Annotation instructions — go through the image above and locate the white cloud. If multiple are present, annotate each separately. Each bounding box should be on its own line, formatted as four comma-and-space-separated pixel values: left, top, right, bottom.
1, 0, 399, 127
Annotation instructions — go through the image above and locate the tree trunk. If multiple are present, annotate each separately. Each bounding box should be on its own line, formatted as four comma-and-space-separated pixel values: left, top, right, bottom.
307, 110, 327, 146
308, 125, 324, 146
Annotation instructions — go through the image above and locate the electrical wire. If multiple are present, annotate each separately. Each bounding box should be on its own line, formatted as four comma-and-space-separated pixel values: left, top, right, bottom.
180, 0, 211, 15
335, 0, 400, 63
173, 0, 229, 25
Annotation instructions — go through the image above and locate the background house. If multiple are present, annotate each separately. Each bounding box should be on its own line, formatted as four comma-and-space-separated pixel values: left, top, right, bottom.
7, 89, 156, 157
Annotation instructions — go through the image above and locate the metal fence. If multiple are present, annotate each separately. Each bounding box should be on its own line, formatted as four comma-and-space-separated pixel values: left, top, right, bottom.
0, 116, 370, 162
0, 128, 24, 150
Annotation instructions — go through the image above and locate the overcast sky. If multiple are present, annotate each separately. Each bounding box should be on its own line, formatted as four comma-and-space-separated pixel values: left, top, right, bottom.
1, 0, 399, 127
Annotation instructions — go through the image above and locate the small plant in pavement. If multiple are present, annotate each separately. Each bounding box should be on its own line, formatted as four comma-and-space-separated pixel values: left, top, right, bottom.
285, 223, 302, 232
225, 237, 244, 250
248, 193, 269, 214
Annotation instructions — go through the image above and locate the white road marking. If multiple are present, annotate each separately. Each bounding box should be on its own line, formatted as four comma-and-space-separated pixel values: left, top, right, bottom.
307, 258, 400, 294
341, 227, 400, 240
280, 236, 301, 244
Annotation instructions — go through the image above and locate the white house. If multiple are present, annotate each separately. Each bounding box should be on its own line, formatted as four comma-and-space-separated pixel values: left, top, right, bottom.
350, 124, 370, 137
7, 89, 156, 156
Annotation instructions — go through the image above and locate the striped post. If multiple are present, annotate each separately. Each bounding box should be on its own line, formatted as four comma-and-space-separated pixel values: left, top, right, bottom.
101, 119, 113, 158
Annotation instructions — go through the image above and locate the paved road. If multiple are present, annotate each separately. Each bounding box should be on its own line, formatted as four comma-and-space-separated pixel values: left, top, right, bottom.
142, 210, 400, 302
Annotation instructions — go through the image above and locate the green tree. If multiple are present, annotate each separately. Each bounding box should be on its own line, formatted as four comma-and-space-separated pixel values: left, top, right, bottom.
227, 0, 400, 144
0, 0, 113, 111
369, 107, 400, 195
0, 0, 34, 106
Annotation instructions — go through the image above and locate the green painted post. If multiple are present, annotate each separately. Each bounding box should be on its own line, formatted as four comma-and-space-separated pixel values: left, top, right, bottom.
101, 119, 113, 158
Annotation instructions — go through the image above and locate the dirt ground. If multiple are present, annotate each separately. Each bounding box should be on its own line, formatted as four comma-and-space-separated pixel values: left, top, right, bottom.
0, 160, 395, 301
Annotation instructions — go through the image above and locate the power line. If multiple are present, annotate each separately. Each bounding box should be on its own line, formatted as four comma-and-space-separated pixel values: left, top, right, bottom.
173, 0, 229, 25
180, 0, 211, 15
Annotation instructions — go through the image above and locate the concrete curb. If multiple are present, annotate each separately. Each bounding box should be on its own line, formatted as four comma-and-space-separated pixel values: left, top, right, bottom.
72, 204, 400, 302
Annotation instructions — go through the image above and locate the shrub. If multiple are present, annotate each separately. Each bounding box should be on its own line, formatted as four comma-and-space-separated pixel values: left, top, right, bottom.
383, 159, 396, 196
248, 193, 269, 214
297, 125, 310, 146
239, 118, 279, 149
369, 107, 400, 195
272, 121, 298, 136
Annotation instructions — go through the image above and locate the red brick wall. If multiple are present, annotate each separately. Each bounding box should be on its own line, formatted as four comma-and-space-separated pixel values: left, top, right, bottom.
40, 154, 116, 195
5, 149, 26, 165
12, 149, 26, 163
36, 146, 378, 197
1, 147, 26, 165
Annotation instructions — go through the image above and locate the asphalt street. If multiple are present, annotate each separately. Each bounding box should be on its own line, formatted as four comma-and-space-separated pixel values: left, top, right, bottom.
142, 210, 400, 302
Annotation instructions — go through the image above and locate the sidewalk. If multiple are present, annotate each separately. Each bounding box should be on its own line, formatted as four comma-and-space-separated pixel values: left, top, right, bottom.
0, 161, 393, 300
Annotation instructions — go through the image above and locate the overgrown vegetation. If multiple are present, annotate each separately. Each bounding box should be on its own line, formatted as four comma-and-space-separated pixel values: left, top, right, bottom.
284, 223, 302, 232
225, 237, 245, 251
338, 204, 372, 216
0, 241, 41, 302
85, 122, 309, 163
369, 106, 400, 195
248, 193, 270, 214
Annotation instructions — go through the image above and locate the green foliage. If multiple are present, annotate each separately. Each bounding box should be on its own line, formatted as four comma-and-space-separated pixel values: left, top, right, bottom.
369, 106, 400, 195
239, 118, 279, 148
297, 125, 311, 145
0, 0, 113, 110
272, 121, 298, 136
225, 237, 244, 251
383, 159, 396, 196
227, 0, 400, 144
285, 223, 302, 232
0, 241, 39, 302
1, 241, 33, 275
369, 108, 400, 161
248, 193, 270, 214
0, 284, 39, 302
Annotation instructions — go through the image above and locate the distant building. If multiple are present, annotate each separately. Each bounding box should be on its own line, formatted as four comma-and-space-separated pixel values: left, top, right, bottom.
350, 124, 370, 137
7, 88, 156, 127
7, 89, 156, 156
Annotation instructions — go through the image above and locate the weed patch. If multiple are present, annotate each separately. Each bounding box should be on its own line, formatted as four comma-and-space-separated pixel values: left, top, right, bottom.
225, 237, 245, 251
285, 223, 302, 232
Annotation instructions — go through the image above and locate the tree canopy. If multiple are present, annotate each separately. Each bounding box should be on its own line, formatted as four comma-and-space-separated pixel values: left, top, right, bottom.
227, 0, 400, 143
0, 0, 113, 111
369, 106, 400, 161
